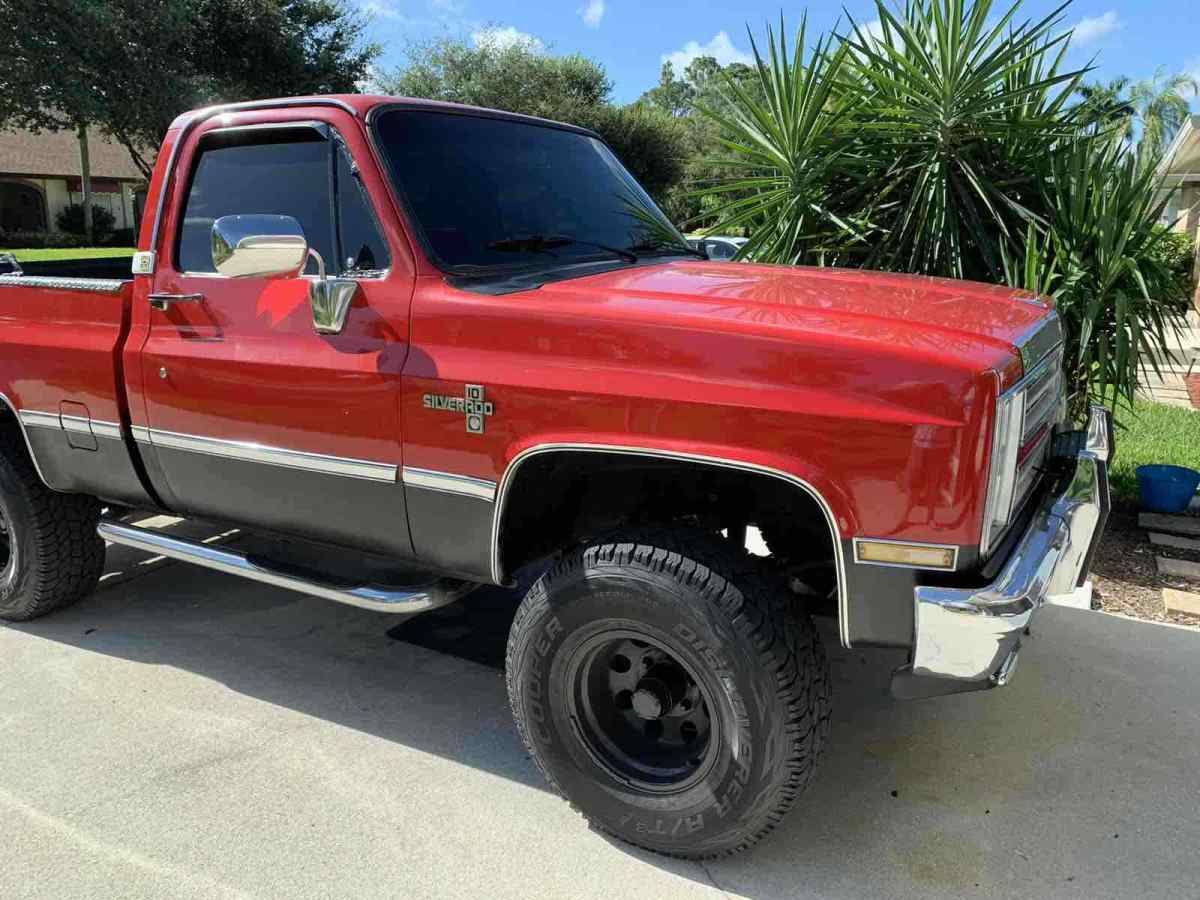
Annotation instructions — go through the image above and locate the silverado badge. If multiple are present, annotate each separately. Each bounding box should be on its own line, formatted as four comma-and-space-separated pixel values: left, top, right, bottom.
422, 384, 495, 434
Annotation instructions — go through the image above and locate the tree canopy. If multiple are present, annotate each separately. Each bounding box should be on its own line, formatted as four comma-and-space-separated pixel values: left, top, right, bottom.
0, 0, 380, 178
375, 35, 688, 201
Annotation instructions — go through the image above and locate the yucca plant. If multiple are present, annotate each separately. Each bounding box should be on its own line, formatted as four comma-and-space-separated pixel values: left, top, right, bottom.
1005, 136, 1187, 416
689, 16, 870, 264
842, 0, 1086, 280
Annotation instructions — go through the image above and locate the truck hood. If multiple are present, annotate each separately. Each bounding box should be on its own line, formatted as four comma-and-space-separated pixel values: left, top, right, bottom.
543, 259, 1051, 369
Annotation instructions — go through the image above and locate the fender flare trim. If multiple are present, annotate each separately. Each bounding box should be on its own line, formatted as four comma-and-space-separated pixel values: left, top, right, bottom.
0, 392, 55, 490
490, 442, 850, 648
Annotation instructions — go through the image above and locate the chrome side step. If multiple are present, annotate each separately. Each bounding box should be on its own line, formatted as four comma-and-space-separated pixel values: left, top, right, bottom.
97, 521, 477, 614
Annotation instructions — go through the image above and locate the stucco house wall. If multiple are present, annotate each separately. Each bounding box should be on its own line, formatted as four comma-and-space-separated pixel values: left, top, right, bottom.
1159, 115, 1200, 295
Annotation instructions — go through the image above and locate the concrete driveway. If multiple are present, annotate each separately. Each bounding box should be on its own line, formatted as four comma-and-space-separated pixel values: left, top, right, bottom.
2, 535, 1199, 899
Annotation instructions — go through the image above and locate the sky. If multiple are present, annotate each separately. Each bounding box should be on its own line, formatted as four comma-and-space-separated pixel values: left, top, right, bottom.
358, 0, 1200, 107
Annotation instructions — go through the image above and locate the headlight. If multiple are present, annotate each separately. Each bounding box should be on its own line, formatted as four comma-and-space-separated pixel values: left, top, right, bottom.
981, 384, 1025, 552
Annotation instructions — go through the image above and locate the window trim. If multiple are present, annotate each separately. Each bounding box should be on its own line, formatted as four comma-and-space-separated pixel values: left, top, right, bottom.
171, 120, 390, 279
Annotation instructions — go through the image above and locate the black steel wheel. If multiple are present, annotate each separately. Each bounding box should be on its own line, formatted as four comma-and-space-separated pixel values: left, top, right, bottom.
0, 494, 15, 590
507, 528, 831, 858
568, 630, 716, 792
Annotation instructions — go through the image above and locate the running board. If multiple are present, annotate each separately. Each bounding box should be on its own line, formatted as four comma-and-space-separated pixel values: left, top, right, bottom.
97, 521, 477, 614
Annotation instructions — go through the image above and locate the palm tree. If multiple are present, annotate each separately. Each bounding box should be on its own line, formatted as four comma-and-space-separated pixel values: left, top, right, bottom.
1130, 69, 1199, 159
1077, 69, 1199, 160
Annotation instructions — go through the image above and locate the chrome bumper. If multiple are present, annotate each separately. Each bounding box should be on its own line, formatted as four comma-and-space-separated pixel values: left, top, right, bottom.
895, 405, 1112, 698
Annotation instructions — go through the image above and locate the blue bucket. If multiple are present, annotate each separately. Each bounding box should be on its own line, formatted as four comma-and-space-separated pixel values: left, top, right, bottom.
1136, 465, 1200, 514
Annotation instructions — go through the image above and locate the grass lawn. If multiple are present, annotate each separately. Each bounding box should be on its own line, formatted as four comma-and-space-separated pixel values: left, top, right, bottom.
1, 247, 135, 262
1110, 399, 1200, 507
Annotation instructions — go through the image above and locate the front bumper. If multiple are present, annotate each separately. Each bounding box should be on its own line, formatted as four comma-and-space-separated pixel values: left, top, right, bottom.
892, 405, 1112, 699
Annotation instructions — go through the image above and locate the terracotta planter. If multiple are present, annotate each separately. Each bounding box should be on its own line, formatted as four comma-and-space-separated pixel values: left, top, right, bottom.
1186, 373, 1200, 409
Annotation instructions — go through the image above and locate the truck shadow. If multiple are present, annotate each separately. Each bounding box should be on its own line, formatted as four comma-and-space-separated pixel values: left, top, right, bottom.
8, 545, 1200, 899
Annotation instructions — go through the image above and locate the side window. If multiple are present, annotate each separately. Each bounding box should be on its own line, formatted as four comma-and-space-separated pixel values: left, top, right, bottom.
176, 131, 335, 275
706, 240, 734, 260
334, 144, 389, 274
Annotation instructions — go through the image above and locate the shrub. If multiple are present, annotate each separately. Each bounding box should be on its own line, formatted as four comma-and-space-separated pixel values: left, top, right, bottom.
108, 227, 136, 247
55, 203, 116, 241
1149, 227, 1198, 313
565, 103, 688, 200
0, 230, 93, 249
1004, 138, 1188, 415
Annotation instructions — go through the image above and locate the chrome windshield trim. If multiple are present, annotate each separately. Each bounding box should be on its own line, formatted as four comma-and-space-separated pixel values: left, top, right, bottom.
491, 443, 851, 648
145, 427, 398, 483
402, 466, 497, 502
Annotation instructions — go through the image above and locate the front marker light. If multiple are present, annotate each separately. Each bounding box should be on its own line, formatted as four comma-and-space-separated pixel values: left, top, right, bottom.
981, 387, 1026, 552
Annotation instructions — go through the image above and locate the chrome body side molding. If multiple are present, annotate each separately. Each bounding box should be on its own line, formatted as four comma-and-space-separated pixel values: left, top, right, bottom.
402, 466, 497, 502
98, 520, 476, 614
136, 427, 398, 483
490, 443, 851, 648
17, 410, 62, 430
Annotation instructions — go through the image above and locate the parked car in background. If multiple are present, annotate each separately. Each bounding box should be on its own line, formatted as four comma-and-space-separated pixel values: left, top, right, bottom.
688, 234, 748, 260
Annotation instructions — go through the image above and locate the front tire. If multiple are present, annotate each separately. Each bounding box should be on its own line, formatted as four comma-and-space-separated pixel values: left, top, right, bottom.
0, 429, 104, 622
506, 529, 830, 858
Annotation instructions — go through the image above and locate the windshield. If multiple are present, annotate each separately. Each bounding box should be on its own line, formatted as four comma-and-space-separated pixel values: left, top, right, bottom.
372, 109, 689, 274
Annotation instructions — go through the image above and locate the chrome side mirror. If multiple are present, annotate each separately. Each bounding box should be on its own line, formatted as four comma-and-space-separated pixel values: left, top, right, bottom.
305, 249, 359, 335
211, 215, 308, 278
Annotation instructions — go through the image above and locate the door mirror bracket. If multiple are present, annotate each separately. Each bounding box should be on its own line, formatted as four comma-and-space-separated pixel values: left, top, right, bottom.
305, 247, 358, 336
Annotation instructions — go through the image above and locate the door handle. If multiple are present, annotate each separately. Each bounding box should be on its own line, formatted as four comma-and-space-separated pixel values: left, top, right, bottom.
148, 292, 205, 311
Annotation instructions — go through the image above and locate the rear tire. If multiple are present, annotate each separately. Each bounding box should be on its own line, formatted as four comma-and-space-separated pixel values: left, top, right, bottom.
506, 528, 830, 858
0, 429, 104, 622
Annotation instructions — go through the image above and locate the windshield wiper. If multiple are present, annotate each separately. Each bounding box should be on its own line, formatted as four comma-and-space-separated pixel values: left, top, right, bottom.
486, 234, 638, 264
629, 239, 708, 260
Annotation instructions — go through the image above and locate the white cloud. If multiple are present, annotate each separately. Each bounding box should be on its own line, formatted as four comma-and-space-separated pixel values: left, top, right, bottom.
430, 0, 463, 10
1070, 10, 1121, 46
662, 31, 753, 72
579, 0, 605, 28
471, 26, 544, 52
361, 0, 400, 19
359, 0, 432, 25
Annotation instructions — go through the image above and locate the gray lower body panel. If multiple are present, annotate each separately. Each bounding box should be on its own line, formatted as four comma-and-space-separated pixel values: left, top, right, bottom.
148, 445, 416, 560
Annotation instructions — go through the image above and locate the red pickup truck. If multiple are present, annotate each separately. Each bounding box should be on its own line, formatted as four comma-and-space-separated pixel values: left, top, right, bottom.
0, 95, 1111, 857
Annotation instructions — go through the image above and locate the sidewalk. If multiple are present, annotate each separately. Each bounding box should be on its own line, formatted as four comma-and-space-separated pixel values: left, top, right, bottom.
1138, 309, 1199, 408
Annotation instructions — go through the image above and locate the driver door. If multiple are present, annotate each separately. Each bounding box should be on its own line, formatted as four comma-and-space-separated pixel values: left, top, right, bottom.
138, 116, 415, 558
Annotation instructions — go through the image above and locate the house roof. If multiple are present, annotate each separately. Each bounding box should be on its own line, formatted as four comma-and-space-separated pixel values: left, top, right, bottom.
0, 126, 144, 181
1160, 115, 1200, 181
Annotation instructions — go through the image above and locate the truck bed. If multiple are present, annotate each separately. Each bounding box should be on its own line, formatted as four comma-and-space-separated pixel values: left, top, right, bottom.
0, 260, 154, 509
